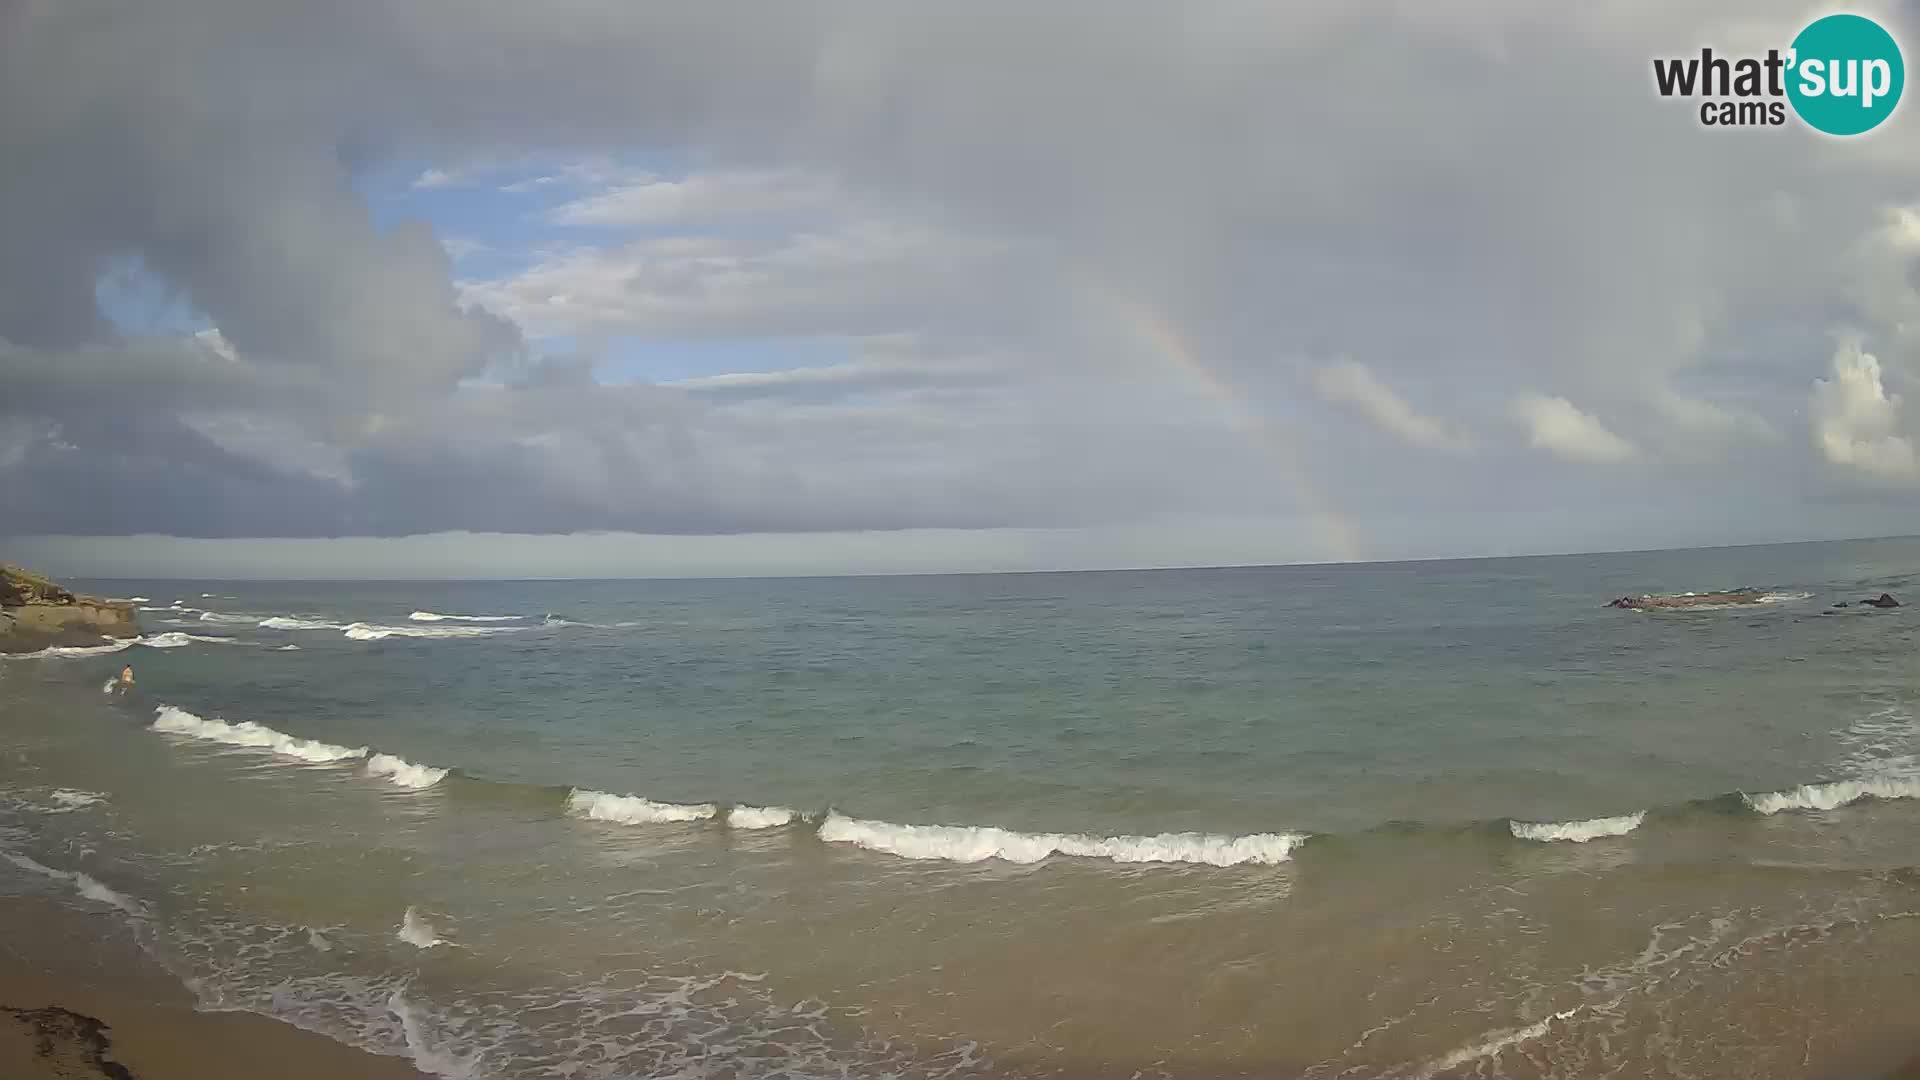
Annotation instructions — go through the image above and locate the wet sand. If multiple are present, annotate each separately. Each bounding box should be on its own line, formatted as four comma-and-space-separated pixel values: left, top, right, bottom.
0, 895, 426, 1080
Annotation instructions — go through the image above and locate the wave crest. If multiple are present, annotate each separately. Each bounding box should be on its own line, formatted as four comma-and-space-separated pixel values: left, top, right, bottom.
258, 616, 343, 631
566, 789, 717, 824
343, 622, 524, 641
818, 812, 1306, 866
1509, 812, 1645, 843
3, 639, 138, 659
151, 705, 368, 764
726, 805, 795, 830
366, 754, 450, 790
1744, 775, 1920, 814
407, 611, 520, 622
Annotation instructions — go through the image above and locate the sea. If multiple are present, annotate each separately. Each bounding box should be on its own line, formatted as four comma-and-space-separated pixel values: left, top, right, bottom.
6, 537, 1920, 1079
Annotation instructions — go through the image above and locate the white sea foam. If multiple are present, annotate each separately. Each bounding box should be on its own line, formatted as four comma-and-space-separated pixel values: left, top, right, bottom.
726, 805, 796, 830
197, 611, 258, 624
818, 812, 1307, 866
387, 990, 481, 1079
138, 631, 254, 649
138, 605, 174, 611
408, 611, 521, 622
258, 616, 344, 631
366, 753, 450, 790
118, 596, 151, 603
566, 788, 717, 824
1510, 812, 1645, 843
343, 622, 524, 641
151, 705, 368, 764
307, 928, 334, 952
1744, 775, 1920, 814
74, 872, 146, 915
1412, 1006, 1588, 1080
397, 906, 444, 949
541, 615, 645, 629
1, 852, 146, 915
276, 644, 302, 651
48, 789, 107, 812
2, 639, 138, 659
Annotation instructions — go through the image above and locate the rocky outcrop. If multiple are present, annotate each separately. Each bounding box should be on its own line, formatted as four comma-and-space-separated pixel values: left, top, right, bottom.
1605, 589, 1767, 610
1863, 593, 1902, 608
0, 565, 139, 654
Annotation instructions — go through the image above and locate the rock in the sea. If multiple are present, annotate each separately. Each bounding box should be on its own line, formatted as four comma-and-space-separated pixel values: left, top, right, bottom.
1863, 593, 1901, 609
0, 564, 139, 654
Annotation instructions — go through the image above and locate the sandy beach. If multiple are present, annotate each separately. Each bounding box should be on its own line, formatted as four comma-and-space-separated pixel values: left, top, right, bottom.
0, 895, 426, 1080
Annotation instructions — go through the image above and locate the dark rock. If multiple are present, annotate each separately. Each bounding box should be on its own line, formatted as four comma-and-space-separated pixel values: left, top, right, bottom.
1864, 593, 1902, 608
0, 564, 139, 653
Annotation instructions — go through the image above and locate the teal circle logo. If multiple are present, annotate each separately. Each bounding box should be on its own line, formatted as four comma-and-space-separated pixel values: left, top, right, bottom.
1788, 14, 1904, 135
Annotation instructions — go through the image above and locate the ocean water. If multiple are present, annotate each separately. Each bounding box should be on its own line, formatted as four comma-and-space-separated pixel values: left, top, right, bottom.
6, 538, 1920, 1077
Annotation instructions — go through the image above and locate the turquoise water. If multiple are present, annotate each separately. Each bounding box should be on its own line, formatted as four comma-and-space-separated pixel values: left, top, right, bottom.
6, 538, 1920, 1076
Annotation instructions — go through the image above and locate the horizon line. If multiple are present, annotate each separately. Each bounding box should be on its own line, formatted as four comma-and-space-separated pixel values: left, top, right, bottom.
22, 530, 1918, 584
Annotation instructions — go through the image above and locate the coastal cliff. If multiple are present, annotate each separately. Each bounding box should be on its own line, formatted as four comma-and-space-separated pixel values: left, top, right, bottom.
0, 564, 139, 654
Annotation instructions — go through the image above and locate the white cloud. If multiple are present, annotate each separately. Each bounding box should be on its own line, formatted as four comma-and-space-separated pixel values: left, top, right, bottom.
460, 218, 1021, 340
550, 169, 840, 227
411, 168, 457, 190
1811, 339, 1920, 482
1311, 361, 1471, 451
1513, 395, 1638, 464
193, 327, 239, 363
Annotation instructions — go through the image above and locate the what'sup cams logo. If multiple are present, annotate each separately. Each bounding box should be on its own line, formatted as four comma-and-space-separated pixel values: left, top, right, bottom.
1654, 13, 1904, 134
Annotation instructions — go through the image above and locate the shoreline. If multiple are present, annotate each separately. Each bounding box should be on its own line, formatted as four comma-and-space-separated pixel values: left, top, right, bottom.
0, 895, 428, 1080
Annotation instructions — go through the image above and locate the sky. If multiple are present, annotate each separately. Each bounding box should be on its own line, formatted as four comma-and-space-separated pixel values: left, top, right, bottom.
7, 1, 1920, 578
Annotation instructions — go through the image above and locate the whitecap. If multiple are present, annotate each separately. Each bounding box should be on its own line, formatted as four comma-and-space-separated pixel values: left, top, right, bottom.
1, 852, 146, 916
1509, 812, 1645, 843
343, 622, 524, 641
407, 611, 521, 622
726, 805, 796, 830
366, 753, 449, 790
397, 905, 444, 949
2, 639, 138, 659
197, 611, 257, 624
817, 812, 1307, 866
151, 704, 367, 764
565, 788, 717, 824
258, 616, 343, 631
1744, 775, 1920, 814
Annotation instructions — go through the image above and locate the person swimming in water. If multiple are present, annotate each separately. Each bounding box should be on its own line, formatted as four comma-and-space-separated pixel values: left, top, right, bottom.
116, 664, 134, 689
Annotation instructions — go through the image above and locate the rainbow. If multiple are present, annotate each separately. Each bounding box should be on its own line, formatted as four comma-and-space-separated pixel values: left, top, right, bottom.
1097, 292, 1363, 563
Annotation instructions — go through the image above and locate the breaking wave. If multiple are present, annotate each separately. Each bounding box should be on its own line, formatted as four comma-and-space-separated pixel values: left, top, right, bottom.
343, 622, 525, 641
1, 852, 147, 916
258, 616, 344, 631
366, 753, 450, 790
1509, 812, 1646, 843
1743, 776, 1920, 814
397, 906, 445, 949
197, 611, 259, 624
139, 631, 258, 649
408, 611, 521, 622
151, 705, 367, 764
727, 805, 796, 830
2, 639, 138, 659
566, 788, 717, 824
818, 812, 1307, 866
